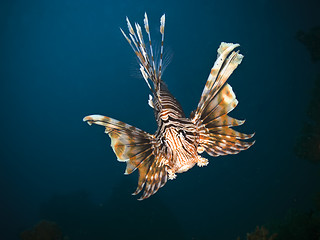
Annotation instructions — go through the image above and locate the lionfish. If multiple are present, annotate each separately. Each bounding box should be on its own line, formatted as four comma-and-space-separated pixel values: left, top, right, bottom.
84, 13, 255, 200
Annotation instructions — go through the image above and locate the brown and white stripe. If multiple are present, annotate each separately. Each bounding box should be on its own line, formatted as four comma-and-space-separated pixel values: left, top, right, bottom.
84, 14, 255, 200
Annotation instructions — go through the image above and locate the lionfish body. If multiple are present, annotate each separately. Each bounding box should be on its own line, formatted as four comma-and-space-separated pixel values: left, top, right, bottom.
84, 13, 255, 200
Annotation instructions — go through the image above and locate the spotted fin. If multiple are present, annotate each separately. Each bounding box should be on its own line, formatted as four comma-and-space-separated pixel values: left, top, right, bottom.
83, 115, 167, 199
120, 13, 166, 92
191, 43, 255, 156
135, 155, 168, 200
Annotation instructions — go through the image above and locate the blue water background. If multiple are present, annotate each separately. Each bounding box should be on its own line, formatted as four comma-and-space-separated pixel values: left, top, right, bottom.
1, 0, 320, 239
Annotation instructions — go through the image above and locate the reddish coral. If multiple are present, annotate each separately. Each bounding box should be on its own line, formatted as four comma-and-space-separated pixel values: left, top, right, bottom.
20, 220, 64, 240
238, 226, 277, 240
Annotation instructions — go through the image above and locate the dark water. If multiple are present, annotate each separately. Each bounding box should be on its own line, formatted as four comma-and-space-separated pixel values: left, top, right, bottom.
1, 0, 320, 239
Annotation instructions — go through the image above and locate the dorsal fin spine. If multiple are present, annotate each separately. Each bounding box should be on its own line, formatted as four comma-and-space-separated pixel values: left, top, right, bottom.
121, 14, 166, 91
158, 14, 166, 78
144, 12, 157, 80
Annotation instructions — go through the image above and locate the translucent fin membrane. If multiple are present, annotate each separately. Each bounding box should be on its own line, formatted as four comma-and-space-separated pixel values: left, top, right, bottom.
192, 43, 255, 157
120, 13, 166, 90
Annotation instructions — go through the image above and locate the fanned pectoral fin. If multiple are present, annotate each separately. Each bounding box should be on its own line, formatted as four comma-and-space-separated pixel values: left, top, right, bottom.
203, 133, 255, 156
194, 84, 254, 156
135, 156, 168, 200
192, 43, 254, 157
193, 42, 243, 120
83, 114, 167, 199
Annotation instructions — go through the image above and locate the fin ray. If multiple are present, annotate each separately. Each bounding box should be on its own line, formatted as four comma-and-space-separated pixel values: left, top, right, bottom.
83, 114, 168, 199
192, 43, 254, 157
121, 14, 166, 91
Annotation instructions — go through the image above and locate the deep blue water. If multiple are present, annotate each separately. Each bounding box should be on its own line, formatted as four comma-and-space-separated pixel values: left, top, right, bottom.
1, 0, 320, 239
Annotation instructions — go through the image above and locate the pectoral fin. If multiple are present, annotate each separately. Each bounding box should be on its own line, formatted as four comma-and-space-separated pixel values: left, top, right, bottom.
83, 115, 167, 199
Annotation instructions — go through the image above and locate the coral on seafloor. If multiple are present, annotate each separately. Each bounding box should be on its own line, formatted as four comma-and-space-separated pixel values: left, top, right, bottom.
270, 209, 320, 240
294, 25, 320, 163
314, 192, 320, 212
20, 220, 68, 240
294, 74, 320, 164
295, 26, 320, 163
237, 226, 277, 240
296, 26, 320, 62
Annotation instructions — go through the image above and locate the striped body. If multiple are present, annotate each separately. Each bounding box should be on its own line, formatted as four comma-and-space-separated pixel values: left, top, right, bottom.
84, 14, 255, 200
153, 83, 206, 179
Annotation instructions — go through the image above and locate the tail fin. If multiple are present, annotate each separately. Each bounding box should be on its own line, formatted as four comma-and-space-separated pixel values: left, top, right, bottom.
191, 42, 255, 156
83, 115, 167, 200
120, 13, 166, 91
